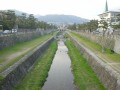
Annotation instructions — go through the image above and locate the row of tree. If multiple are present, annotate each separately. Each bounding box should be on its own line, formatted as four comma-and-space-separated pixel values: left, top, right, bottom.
0, 10, 16, 30
0, 10, 57, 30
67, 20, 98, 32
112, 14, 120, 29
68, 14, 120, 32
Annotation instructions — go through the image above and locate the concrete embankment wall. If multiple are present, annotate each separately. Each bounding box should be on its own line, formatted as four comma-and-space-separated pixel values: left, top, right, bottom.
0, 29, 55, 50
114, 38, 120, 54
0, 31, 41, 49
68, 34, 120, 90
0, 36, 55, 90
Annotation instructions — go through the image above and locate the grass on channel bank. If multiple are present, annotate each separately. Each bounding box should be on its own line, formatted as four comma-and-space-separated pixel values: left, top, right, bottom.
65, 39, 106, 90
0, 34, 53, 72
14, 40, 57, 90
70, 32, 120, 62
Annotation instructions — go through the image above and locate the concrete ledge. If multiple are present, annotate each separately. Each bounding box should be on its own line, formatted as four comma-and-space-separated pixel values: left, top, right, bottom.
0, 36, 54, 90
68, 33, 120, 90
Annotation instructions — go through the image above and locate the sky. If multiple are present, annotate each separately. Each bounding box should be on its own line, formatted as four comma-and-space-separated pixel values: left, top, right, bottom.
0, 0, 120, 19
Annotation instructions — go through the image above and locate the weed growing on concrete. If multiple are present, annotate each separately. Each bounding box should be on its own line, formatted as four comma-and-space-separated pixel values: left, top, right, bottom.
14, 40, 57, 90
65, 39, 106, 90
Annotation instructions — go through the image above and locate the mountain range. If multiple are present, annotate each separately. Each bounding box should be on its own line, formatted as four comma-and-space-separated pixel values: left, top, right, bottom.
35, 14, 89, 24
6, 9, 89, 24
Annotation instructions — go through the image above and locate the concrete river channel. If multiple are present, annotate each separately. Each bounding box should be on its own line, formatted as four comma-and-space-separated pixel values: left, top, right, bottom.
42, 35, 76, 90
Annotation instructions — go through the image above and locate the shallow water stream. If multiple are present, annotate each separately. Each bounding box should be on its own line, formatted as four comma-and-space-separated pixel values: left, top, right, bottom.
42, 38, 76, 90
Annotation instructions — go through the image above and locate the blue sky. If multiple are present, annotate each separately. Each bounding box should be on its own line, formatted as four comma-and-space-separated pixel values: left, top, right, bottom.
0, 0, 120, 19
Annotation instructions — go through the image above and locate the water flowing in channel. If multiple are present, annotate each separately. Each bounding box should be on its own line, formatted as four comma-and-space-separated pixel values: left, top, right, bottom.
42, 39, 76, 90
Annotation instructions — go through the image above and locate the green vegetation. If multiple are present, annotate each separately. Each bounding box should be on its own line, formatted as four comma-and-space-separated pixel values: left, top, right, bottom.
0, 75, 4, 81
112, 14, 120, 29
67, 20, 98, 32
65, 39, 106, 90
0, 34, 53, 72
14, 40, 57, 90
0, 10, 57, 30
70, 32, 120, 62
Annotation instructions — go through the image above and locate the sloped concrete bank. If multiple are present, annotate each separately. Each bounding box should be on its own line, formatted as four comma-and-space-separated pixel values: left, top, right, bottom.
0, 36, 55, 90
68, 33, 120, 90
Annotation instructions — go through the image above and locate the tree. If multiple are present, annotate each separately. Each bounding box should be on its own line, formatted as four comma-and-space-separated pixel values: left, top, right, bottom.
78, 23, 87, 31
16, 13, 28, 28
1, 10, 57, 32
112, 14, 120, 29
76, 20, 98, 32
88, 20, 98, 32
1, 10, 16, 30
67, 23, 77, 30
99, 18, 108, 34
99, 18, 108, 52
27, 14, 36, 29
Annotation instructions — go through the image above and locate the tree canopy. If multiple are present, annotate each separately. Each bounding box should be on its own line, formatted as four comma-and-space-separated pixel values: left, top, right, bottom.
0, 10, 57, 31
67, 20, 98, 32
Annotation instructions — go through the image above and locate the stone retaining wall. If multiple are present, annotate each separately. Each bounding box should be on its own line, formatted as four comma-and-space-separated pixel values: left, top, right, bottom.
0, 31, 41, 49
0, 29, 55, 50
0, 36, 55, 90
68, 34, 120, 90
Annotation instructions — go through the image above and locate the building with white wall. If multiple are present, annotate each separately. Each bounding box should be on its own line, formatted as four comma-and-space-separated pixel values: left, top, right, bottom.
98, 11, 120, 26
98, 0, 120, 27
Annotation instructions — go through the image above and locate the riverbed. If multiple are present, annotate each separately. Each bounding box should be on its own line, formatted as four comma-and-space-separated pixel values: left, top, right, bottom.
42, 39, 76, 90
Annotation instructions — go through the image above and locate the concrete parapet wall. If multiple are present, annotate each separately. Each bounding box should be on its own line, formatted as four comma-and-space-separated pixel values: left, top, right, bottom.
0, 29, 55, 50
0, 31, 41, 49
0, 36, 54, 90
68, 34, 120, 90
114, 39, 120, 54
